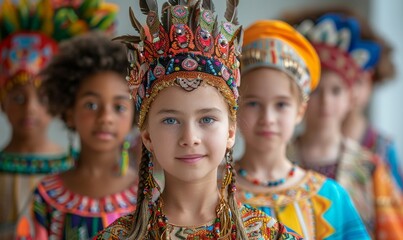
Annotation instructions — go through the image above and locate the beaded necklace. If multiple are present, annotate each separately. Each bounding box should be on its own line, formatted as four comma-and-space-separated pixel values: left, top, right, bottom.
238, 164, 296, 187
152, 197, 236, 239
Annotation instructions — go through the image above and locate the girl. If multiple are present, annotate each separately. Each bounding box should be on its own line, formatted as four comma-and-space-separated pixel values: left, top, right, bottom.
0, 1, 120, 238
0, 32, 70, 240
28, 33, 138, 239
283, 6, 403, 191
96, 0, 301, 239
236, 20, 369, 239
289, 13, 403, 239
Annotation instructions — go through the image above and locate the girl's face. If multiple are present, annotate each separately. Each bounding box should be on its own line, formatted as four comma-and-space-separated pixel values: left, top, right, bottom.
351, 71, 373, 113
306, 70, 351, 129
142, 85, 236, 183
238, 68, 305, 152
1, 83, 52, 138
68, 72, 134, 152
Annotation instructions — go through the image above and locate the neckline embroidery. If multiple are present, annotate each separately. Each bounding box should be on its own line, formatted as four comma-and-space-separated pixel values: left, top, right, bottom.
149, 197, 236, 239
240, 171, 326, 206
37, 174, 138, 217
0, 151, 75, 174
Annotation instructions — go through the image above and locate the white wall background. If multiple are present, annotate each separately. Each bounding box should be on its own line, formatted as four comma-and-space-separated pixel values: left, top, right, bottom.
1, 0, 401, 161
370, 0, 403, 160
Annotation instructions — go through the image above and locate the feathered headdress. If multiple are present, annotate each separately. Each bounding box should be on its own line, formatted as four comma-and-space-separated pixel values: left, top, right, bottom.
0, 0, 118, 101
296, 13, 381, 86
115, 0, 243, 128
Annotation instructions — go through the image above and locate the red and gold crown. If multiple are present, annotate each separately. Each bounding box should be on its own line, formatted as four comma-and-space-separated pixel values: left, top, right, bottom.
116, 0, 243, 128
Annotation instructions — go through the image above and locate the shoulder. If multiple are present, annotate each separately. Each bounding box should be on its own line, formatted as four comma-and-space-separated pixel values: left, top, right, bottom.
318, 175, 350, 196
240, 205, 302, 239
317, 176, 360, 209
342, 138, 377, 169
94, 213, 134, 240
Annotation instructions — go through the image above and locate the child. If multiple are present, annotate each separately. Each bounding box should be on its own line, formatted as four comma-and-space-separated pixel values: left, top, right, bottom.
283, 6, 403, 192
288, 13, 403, 239
27, 33, 138, 239
0, 0, 79, 237
236, 20, 369, 239
0, 1, 120, 238
96, 0, 302, 239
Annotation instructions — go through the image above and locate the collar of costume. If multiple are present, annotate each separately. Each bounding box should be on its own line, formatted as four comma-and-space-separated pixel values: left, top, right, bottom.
0, 0, 119, 102
296, 13, 381, 87
116, 0, 244, 128
241, 20, 320, 101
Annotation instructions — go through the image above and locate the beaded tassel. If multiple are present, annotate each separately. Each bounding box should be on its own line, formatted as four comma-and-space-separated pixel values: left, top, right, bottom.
67, 131, 76, 167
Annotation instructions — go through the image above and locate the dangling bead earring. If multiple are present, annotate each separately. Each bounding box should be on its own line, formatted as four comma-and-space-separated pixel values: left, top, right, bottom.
221, 150, 233, 195
216, 148, 233, 238
67, 130, 76, 167
145, 152, 160, 196
119, 139, 131, 176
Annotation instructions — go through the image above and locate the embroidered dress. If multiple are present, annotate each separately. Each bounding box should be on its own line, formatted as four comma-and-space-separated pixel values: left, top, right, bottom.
94, 204, 302, 239
32, 174, 138, 240
361, 125, 403, 190
0, 151, 73, 238
237, 170, 369, 240
290, 138, 403, 239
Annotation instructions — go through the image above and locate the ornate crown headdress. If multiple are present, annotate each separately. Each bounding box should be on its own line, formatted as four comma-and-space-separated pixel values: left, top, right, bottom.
295, 13, 381, 86
115, 0, 243, 128
0, 0, 118, 101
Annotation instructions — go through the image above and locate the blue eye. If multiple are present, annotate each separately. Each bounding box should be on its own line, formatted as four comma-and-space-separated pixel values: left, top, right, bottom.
85, 102, 98, 110
200, 117, 215, 124
246, 101, 258, 107
163, 118, 178, 125
115, 104, 127, 113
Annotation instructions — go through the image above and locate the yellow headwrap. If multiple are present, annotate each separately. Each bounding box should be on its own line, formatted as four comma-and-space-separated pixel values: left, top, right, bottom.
242, 20, 320, 99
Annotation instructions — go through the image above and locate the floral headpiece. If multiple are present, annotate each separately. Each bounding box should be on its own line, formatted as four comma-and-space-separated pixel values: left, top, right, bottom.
116, 0, 243, 128
296, 13, 381, 87
0, 0, 118, 102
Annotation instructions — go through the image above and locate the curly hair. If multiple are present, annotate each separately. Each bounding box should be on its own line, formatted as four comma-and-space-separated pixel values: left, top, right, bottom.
40, 31, 129, 123
281, 6, 396, 84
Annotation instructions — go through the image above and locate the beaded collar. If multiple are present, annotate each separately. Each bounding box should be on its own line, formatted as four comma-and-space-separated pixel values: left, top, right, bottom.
240, 171, 326, 206
37, 174, 138, 217
0, 151, 75, 174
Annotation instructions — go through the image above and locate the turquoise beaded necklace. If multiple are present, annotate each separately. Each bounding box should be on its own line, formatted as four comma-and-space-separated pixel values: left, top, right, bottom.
238, 164, 296, 187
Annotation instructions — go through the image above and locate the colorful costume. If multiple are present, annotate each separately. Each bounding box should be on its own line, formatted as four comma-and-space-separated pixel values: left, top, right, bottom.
0, 152, 73, 238
33, 175, 138, 239
238, 20, 369, 239
0, 0, 119, 238
93, 0, 301, 239
238, 171, 369, 239
362, 125, 403, 190
290, 138, 403, 239
290, 14, 403, 239
95, 203, 299, 240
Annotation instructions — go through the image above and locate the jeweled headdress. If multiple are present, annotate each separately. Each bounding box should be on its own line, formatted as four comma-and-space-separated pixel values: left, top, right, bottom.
0, 0, 118, 101
295, 13, 381, 87
115, 0, 243, 128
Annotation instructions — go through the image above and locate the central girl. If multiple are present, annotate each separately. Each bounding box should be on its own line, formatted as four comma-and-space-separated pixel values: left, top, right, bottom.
96, 0, 301, 239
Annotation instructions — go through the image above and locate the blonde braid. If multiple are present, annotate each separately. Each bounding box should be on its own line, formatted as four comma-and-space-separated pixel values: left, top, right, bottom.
127, 144, 153, 239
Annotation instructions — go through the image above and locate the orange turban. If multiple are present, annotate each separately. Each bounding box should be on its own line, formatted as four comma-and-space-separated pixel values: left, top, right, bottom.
242, 20, 321, 98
